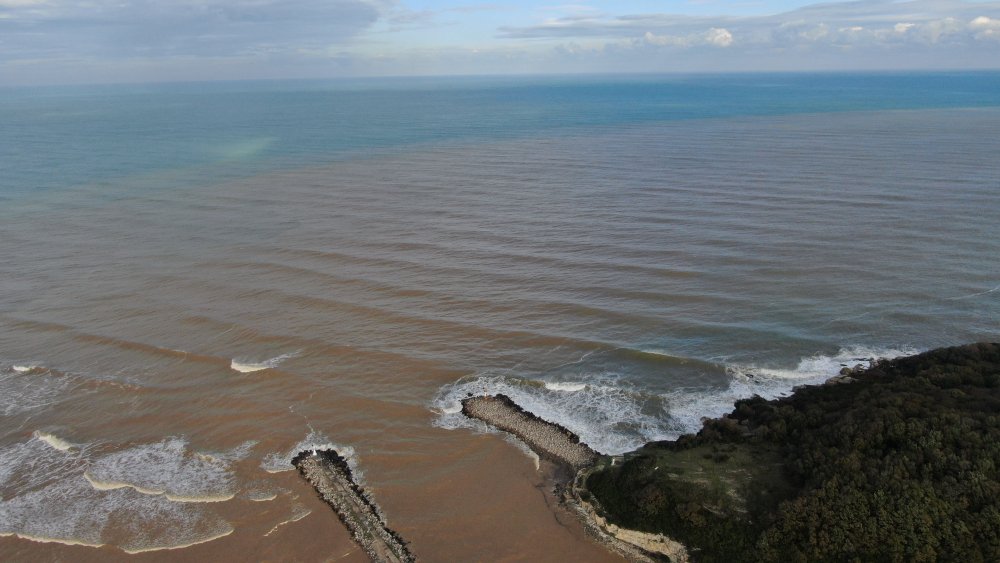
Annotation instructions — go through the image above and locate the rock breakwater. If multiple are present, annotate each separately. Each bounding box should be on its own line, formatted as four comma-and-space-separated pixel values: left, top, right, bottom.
461, 394, 599, 470
461, 394, 682, 561
292, 449, 414, 563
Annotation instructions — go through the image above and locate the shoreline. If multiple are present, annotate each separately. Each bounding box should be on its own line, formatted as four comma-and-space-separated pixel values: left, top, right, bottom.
457, 343, 1000, 562
461, 393, 687, 561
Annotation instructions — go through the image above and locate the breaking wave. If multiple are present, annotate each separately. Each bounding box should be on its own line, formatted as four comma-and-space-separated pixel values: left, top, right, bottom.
260, 430, 359, 479
230, 350, 300, 373
33, 430, 75, 452
544, 381, 587, 392
84, 437, 254, 503
433, 346, 919, 455
0, 436, 235, 553
433, 372, 672, 455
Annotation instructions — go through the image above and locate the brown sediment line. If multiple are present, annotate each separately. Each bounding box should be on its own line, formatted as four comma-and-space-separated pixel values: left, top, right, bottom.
461, 394, 599, 470
292, 449, 414, 563
461, 394, 686, 562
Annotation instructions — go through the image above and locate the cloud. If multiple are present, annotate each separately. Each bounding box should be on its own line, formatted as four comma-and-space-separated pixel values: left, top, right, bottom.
0, 0, 394, 59
706, 27, 734, 47
1, 0, 999, 85
643, 27, 733, 48
498, 0, 1000, 51
970, 15, 1000, 40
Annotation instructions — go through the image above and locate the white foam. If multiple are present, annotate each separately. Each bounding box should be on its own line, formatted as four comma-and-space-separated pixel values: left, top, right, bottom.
543, 381, 587, 392
85, 437, 242, 503
732, 345, 918, 384
0, 366, 74, 416
0, 435, 237, 554
433, 346, 921, 455
12, 364, 40, 373
663, 346, 920, 435
260, 430, 358, 478
33, 430, 75, 452
638, 349, 672, 357
3, 533, 103, 548
119, 525, 234, 554
264, 501, 312, 537
230, 351, 300, 373
433, 373, 672, 455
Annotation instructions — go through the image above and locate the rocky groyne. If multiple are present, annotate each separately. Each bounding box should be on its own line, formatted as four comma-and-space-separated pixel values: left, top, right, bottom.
461, 393, 687, 561
292, 449, 414, 563
461, 394, 599, 470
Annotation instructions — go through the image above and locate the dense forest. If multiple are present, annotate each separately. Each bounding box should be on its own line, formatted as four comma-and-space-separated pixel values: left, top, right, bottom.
585, 343, 1000, 562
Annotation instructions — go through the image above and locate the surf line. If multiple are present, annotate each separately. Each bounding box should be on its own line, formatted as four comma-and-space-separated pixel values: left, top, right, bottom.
461, 394, 687, 563
292, 449, 414, 563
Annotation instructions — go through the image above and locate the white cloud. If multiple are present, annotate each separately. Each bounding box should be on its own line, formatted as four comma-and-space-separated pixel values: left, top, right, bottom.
3, 0, 1000, 84
705, 27, 734, 47
642, 27, 734, 47
500, 0, 1000, 51
970, 15, 1000, 40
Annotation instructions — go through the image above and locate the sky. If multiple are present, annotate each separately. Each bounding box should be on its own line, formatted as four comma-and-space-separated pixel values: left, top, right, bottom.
1, 0, 999, 85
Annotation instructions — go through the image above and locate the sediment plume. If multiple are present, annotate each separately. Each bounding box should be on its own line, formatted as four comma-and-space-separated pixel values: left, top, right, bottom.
292, 449, 414, 563
461, 394, 599, 470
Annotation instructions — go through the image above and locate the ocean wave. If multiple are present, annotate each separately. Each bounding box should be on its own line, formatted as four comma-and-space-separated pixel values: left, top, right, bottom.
662, 345, 920, 435
0, 365, 75, 417
543, 381, 587, 392
32, 430, 76, 452
84, 437, 251, 503
0, 438, 233, 554
259, 430, 359, 479
432, 373, 672, 455
264, 500, 312, 537
230, 350, 300, 373
433, 346, 920, 455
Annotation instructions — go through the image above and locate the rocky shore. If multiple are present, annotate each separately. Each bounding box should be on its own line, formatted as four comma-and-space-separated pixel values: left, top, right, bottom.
460, 344, 1000, 562
460, 393, 682, 561
584, 343, 1000, 562
292, 449, 414, 563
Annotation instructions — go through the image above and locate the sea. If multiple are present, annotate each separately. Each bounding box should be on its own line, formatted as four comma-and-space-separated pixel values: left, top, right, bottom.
2, 72, 999, 561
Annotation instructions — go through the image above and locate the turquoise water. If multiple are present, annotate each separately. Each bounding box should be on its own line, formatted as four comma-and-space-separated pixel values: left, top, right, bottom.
5, 72, 1000, 203
1, 72, 999, 557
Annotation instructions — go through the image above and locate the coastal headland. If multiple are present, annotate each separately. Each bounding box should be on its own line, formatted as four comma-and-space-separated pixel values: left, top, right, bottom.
462, 343, 1000, 562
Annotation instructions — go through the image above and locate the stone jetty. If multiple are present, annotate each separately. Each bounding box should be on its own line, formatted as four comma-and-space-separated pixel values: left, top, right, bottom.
292, 449, 414, 563
461, 394, 599, 470
461, 394, 682, 562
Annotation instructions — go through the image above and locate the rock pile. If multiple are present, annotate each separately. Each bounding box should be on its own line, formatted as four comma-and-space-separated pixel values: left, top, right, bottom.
292, 449, 414, 563
461, 394, 599, 469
